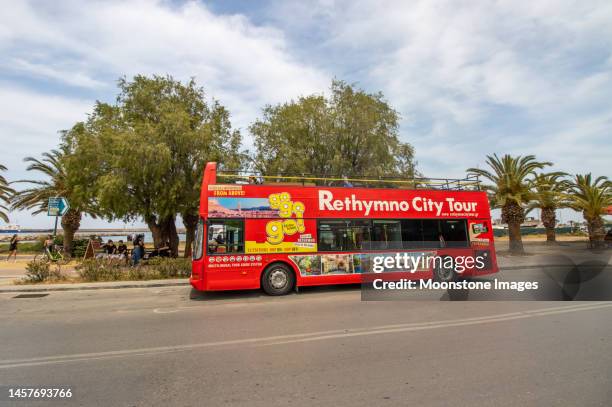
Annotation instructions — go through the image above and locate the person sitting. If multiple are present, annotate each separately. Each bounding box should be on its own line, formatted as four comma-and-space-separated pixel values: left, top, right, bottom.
117, 240, 128, 260
131, 239, 145, 265
213, 233, 227, 253
105, 240, 117, 254
157, 240, 171, 258
97, 239, 117, 259
207, 238, 219, 253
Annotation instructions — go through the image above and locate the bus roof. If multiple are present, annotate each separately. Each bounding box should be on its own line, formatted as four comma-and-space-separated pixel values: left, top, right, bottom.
207, 163, 481, 192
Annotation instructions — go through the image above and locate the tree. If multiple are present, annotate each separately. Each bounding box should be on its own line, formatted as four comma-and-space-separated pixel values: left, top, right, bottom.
566, 174, 611, 248
251, 80, 416, 180
527, 172, 569, 242
467, 154, 551, 254
63, 75, 243, 257
11, 149, 97, 256
0, 164, 13, 222
178, 103, 244, 257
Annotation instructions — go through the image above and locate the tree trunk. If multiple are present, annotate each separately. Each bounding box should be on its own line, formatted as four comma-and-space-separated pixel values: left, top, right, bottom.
160, 217, 180, 257
145, 215, 163, 248
541, 207, 556, 243
61, 209, 82, 258
507, 221, 524, 254
502, 201, 525, 254
145, 215, 179, 257
586, 215, 605, 249
182, 212, 199, 258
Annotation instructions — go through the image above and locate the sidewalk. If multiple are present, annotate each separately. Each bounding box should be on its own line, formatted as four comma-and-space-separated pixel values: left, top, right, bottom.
0, 278, 189, 293
0, 257, 41, 286
1, 243, 608, 293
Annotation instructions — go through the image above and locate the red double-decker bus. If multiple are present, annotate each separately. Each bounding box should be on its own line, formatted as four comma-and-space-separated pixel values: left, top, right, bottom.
190, 162, 498, 295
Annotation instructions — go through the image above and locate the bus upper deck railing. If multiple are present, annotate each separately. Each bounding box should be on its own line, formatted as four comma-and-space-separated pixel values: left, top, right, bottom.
216, 171, 481, 191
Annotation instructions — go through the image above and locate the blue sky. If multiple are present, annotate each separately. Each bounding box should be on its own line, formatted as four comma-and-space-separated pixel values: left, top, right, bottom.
1, 0, 611, 228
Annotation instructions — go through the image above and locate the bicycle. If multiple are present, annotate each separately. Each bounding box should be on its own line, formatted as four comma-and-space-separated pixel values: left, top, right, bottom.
34, 245, 69, 273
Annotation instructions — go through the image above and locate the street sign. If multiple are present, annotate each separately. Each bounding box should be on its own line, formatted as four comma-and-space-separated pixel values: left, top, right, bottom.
47, 197, 70, 217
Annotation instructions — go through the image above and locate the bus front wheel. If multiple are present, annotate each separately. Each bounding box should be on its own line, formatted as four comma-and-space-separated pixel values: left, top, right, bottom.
262, 263, 295, 296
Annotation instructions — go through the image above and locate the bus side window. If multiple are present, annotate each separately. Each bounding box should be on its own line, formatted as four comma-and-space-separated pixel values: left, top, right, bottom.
317, 220, 372, 252
422, 220, 440, 248
440, 220, 468, 248
401, 219, 424, 249
207, 219, 244, 254
371, 220, 402, 250
193, 218, 204, 260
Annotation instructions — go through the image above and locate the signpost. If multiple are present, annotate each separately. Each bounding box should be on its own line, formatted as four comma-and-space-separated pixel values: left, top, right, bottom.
47, 197, 70, 237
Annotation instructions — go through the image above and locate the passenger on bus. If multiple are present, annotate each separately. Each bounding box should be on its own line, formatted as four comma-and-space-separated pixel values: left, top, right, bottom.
438, 233, 446, 248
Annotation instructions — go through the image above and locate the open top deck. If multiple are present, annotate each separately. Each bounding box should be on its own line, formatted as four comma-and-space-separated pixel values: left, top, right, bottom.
214, 170, 481, 191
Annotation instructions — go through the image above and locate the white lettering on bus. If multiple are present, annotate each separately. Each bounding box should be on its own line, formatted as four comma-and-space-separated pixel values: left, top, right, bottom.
318, 190, 477, 216
445, 197, 477, 212
411, 197, 443, 216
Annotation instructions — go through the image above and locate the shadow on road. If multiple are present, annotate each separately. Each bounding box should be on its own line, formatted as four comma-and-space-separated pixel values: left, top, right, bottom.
189, 284, 363, 301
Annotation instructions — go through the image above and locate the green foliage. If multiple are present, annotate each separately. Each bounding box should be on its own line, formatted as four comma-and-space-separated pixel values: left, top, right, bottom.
467, 154, 552, 210
64, 75, 244, 221
251, 80, 416, 179
76, 257, 190, 282
467, 154, 552, 253
10, 149, 97, 256
71, 238, 89, 258
12, 150, 75, 214
567, 174, 611, 220
76, 259, 124, 281
0, 240, 43, 253
566, 173, 611, 245
145, 257, 191, 278
62, 75, 245, 253
24, 259, 64, 283
0, 164, 13, 222
528, 172, 570, 212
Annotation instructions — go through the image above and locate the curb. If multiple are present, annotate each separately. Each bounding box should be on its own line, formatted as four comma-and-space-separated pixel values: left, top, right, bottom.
0, 280, 190, 293
2, 264, 608, 293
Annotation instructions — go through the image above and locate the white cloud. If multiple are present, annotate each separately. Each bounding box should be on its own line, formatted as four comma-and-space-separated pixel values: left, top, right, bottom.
0, 0, 329, 130
0, 85, 93, 185
0, 0, 330, 227
272, 0, 612, 177
1, 0, 611, 227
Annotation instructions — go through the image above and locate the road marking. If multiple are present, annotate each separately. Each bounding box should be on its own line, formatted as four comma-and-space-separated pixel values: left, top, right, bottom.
0, 302, 610, 370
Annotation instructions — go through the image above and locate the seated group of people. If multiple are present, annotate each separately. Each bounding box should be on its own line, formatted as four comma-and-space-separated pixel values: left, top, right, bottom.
96, 239, 129, 260
96, 238, 172, 264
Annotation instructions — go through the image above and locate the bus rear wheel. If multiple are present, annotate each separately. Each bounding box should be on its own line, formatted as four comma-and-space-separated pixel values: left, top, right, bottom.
262, 263, 295, 296
434, 256, 456, 283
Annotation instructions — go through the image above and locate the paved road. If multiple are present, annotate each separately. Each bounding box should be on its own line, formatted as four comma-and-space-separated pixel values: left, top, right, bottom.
1, 285, 611, 406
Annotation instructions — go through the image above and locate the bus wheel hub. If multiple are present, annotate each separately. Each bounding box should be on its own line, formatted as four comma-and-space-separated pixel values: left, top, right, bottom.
269, 269, 287, 289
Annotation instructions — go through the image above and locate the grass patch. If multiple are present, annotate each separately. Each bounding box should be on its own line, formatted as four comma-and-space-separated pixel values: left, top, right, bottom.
74, 257, 190, 283
20, 259, 66, 283
0, 241, 44, 253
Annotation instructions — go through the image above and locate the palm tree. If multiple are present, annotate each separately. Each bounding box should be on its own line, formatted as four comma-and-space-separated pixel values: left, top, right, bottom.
468, 154, 551, 254
566, 174, 611, 248
527, 172, 569, 243
0, 164, 14, 222
11, 150, 93, 257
